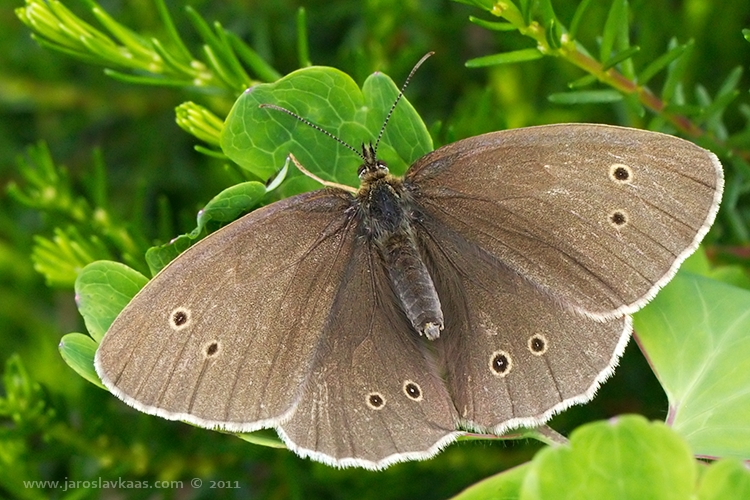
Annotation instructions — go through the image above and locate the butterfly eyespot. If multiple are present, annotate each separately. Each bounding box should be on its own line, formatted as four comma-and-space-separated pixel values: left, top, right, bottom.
608, 163, 633, 184
528, 334, 548, 355
366, 392, 386, 410
489, 350, 512, 377
169, 307, 191, 330
403, 380, 423, 401
204, 341, 220, 357
608, 210, 629, 228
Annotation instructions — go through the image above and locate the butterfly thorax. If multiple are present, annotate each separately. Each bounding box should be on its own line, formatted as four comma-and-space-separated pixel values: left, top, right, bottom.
356, 169, 444, 341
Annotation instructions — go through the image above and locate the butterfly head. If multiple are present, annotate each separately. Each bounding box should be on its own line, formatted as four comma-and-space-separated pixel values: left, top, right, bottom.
357, 142, 389, 181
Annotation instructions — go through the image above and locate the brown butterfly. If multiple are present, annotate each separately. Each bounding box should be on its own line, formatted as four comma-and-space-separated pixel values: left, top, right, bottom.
95, 54, 723, 469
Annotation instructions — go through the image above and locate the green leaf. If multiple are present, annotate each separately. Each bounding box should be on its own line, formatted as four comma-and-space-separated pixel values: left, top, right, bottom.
567, 74, 598, 89
145, 182, 267, 273
547, 89, 623, 104
31, 226, 112, 288
518, 0, 531, 25
600, 0, 628, 62
634, 272, 750, 460
569, 0, 594, 40
465, 49, 543, 68
708, 265, 750, 291
450, 463, 529, 500
0, 354, 52, 425
545, 18, 562, 50
697, 459, 750, 500
220, 65, 432, 188
58, 333, 105, 389
296, 7, 311, 67
717, 66, 744, 100
537, 0, 558, 26
145, 181, 267, 275
103, 69, 193, 87
153, 0, 192, 63
468, 16, 517, 31
75, 261, 148, 342
226, 31, 281, 82
175, 102, 225, 148
451, 0, 496, 10
237, 429, 287, 449
662, 39, 694, 103
521, 416, 696, 500
638, 42, 689, 86
601, 45, 640, 71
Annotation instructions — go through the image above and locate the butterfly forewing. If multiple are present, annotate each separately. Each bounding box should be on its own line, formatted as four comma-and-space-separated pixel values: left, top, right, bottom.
95, 190, 357, 431
406, 124, 723, 319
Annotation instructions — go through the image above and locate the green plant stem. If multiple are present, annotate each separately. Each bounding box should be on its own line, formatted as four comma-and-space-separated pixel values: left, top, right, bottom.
488, 3, 747, 162
563, 47, 705, 137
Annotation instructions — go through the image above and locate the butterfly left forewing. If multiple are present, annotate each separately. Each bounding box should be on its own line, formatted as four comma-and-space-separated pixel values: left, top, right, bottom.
95, 190, 359, 431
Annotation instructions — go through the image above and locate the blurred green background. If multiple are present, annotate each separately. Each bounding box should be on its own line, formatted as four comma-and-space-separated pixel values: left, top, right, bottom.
1, 0, 748, 499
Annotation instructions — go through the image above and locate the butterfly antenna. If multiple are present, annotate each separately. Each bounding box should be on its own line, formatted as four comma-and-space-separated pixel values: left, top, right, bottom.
372, 51, 434, 155
258, 103, 366, 161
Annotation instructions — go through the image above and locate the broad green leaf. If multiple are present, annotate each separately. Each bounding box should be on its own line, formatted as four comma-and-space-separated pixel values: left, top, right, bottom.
708, 265, 750, 291
59, 333, 104, 389
521, 416, 696, 500
634, 272, 750, 460
221, 65, 432, 191
697, 459, 750, 500
145, 181, 267, 275
450, 463, 529, 500
75, 261, 147, 342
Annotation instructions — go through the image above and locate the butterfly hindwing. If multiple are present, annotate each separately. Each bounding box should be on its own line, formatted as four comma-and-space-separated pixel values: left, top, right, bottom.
278, 235, 460, 469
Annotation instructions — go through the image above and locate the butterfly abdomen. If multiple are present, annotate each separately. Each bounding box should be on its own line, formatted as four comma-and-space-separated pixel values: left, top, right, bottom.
359, 177, 444, 340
